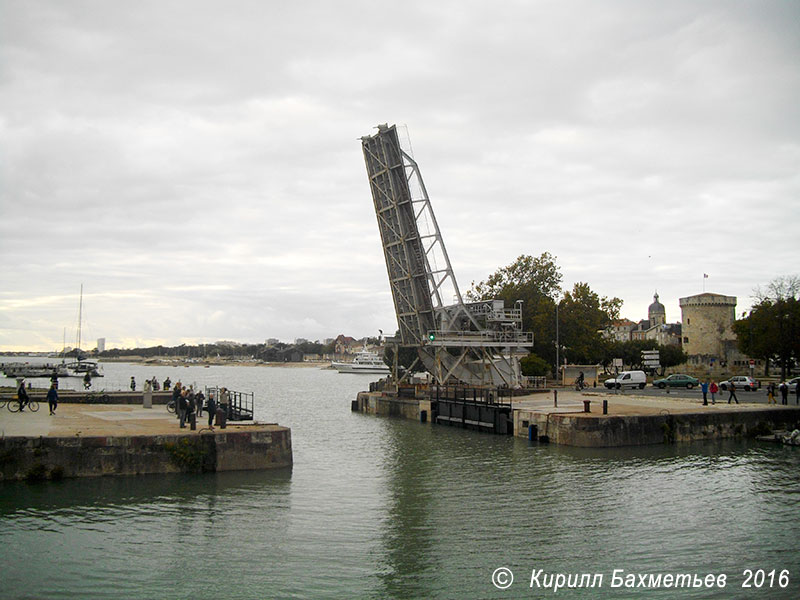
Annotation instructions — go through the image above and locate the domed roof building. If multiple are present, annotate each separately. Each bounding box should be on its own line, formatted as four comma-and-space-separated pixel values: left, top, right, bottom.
648, 293, 666, 327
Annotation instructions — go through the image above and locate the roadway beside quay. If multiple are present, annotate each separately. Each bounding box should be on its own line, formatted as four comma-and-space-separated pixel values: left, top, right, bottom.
0, 402, 292, 481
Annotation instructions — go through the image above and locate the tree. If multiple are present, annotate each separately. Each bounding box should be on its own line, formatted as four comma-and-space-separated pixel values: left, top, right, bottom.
520, 353, 550, 377
557, 282, 622, 365
467, 253, 562, 370
735, 279, 800, 379
467, 255, 622, 373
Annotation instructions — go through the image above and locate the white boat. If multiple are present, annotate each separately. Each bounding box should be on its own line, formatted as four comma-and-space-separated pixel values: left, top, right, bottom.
332, 348, 390, 374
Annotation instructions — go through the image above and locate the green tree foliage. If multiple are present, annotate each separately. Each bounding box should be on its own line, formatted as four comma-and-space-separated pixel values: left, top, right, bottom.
520, 353, 550, 377
467, 253, 562, 369
558, 282, 622, 365
734, 276, 800, 378
467, 254, 622, 373
659, 344, 689, 371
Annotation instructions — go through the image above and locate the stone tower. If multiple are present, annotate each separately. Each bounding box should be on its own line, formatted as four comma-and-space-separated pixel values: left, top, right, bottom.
679, 293, 737, 363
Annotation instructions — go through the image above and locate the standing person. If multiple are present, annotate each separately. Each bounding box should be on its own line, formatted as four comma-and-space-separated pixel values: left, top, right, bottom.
795, 381, 800, 405
83, 371, 92, 389
178, 388, 189, 428
219, 387, 230, 420
152, 377, 160, 392
171, 382, 182, 419
47, 382, 59, 415
767, 382, 776, 405
779, 381, 788, 405
728, 381, 739, 404
206, 392, 216, 429
709, 380, 718, 405
186, 391, 196, 429
163, 377, 171, 391
130, 376, 136, 391
195, 390, 205, 418
700, 380, 709, 406
16, 379, 29, 411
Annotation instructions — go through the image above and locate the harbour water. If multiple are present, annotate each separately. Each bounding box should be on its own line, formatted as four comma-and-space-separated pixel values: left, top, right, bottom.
1, 359, 799, 598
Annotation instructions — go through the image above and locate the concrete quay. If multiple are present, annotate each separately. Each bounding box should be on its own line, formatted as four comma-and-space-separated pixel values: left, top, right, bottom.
512, 390, 800, 447
0, 404, 292, 481
354, 388, 800, 448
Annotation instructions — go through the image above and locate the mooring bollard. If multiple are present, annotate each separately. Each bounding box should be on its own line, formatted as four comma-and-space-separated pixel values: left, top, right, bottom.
554, 390, 558, 408
603, 400, 608, 415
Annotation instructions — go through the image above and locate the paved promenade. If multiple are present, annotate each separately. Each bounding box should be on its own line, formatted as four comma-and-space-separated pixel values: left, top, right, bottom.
0, 403, 278, 438
512, 389, 798, 418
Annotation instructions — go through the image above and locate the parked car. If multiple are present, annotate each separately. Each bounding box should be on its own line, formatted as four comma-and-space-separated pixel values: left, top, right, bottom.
786, 377, 799, 392
604, 370, 647, 390
719, 376, 760, 391
653, 374, 700, 389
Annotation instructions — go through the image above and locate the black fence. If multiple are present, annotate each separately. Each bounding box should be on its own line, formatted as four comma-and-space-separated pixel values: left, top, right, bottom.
206, 387, 254, 421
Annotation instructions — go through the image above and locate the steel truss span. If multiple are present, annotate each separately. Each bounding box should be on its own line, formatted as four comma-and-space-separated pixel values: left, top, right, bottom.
361, 124, 532, 387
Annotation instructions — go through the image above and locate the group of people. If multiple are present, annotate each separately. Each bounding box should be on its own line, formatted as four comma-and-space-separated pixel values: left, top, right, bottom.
14, 378, 59, 415
699, 380, 741, 405
766, 381, 799, 405
699, 380, 722, 405
698, 379, 799, 406
171, 382, 230, 430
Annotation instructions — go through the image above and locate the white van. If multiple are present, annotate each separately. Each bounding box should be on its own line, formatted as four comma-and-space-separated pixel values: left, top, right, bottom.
604, 370, 647, 390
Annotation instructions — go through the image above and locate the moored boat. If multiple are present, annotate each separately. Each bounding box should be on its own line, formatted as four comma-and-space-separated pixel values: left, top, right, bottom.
332, 348, 390, 374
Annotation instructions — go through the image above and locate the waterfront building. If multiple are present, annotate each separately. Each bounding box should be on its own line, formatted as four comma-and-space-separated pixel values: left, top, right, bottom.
605, 293, 681, 346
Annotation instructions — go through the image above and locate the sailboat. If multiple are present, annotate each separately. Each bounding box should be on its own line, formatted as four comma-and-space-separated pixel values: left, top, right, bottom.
65, 284, 103, 377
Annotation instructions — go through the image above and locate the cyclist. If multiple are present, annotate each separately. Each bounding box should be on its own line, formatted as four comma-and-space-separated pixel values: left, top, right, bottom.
575, 371, 585, 390
16, 379, 29, 411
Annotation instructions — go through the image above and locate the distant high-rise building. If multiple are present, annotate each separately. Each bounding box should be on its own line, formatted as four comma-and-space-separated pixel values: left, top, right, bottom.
97, 338, 106, 353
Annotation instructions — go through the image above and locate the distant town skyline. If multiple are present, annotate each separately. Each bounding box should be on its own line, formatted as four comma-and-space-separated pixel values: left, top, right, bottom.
2, 1, 798, 352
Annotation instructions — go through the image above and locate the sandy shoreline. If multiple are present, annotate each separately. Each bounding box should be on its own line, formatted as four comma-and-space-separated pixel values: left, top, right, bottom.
100, 357, 332, 368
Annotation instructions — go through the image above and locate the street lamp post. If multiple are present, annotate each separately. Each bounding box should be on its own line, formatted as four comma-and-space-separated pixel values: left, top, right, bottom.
555, 300, 560, 384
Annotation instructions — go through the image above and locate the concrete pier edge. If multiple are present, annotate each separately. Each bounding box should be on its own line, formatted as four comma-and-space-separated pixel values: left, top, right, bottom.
354, 390, 800, 448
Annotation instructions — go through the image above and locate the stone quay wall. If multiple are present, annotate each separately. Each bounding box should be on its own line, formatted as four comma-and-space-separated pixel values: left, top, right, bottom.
0, 428, 292, 481
515, 408, 800, 447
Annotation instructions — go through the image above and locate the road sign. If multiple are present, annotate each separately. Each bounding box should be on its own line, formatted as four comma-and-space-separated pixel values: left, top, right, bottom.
643, 360, 661, 367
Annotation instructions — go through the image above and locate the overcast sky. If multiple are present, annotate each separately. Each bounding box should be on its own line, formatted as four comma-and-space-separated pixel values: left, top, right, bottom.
1, 0, 798, 352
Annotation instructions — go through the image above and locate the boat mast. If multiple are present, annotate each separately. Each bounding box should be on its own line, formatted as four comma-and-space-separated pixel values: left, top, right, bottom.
76, 283, 83, 353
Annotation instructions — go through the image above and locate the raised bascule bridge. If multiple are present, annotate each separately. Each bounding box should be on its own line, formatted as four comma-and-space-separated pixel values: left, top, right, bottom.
360, 124, 534, 433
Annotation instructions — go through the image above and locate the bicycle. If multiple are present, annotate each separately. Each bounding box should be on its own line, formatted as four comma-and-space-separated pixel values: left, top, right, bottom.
166, 399, 176, 414
8, 398, 40, 412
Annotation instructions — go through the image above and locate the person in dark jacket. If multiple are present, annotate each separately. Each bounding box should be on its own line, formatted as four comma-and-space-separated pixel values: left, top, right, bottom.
172, 382, 182, 419
206, 392, 216, 429
17, 379, 29, 411
779, 381, 789, 405
178, 389, 189, 428
728, 381, 738, 404
47, 383, 59, 415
